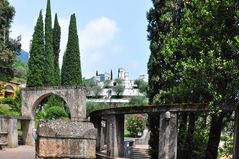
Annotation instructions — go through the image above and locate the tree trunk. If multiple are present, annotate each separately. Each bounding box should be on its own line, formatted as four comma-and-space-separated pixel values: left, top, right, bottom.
177, 112, 188, 159
204, 112, 225, 159
184, 112, 196, 159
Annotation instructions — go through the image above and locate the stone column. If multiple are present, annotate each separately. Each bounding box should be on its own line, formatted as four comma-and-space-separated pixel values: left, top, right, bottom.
158, 112, 177, 159
91, 116, 102, 151
106, 115, 124, 157
233, 109, 239, 159
8, 118, 18, 148
22, 119, 35, 146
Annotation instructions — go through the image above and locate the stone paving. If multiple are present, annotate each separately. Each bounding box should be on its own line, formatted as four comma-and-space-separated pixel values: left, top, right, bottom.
0, 145, 35, 159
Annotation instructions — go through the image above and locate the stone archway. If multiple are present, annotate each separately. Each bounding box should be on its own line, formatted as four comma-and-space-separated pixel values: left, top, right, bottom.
21, 86, 86, 145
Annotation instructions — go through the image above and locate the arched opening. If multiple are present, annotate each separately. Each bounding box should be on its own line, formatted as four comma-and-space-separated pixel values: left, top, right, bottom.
32, 93, 71, 122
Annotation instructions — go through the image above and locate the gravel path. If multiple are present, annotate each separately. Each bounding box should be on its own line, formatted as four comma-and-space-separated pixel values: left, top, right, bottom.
0, 145, 35, 159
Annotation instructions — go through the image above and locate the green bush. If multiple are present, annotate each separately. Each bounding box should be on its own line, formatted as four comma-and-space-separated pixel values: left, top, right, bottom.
0, 97, 16, 105
129, 96, 148, 106
126, 114, 145, 137
86, 101, 113, 117
45, 106, 68, 120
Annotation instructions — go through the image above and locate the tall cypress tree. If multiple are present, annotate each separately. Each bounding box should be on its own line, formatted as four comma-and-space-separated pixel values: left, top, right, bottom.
147, 0, 182, 158
44, 0, 55, 86
26, 11, 45, 87
61, 14, 82, 86
53, 13, 61, 85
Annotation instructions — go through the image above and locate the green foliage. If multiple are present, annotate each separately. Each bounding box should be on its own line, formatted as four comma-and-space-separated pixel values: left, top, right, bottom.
0, 97, 15, 105
126, 114, 145, 137
0, 0, 21, 81
44, 0, 55, 86
134, 79, 148, 95
0, 104, 19, 116
147, 0, 239, 158
27, 11, 45, 87
0, 91, 22, 113
61, 14, 82, 86
104, 79, 111, 88
45, 106, 68, 120
84, 79, 102, 97
113, 78, 125, 97
13, 59, 27, 80
86, 101, 113, 117
129, 96, 148, 106
53, 13, 61, 85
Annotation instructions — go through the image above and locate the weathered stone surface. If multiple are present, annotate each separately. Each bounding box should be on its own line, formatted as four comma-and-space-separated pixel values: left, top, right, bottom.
21, 86, 86, 120
38, 119, 96, 138
36, 119, 97, 158
158, 112, 177, 159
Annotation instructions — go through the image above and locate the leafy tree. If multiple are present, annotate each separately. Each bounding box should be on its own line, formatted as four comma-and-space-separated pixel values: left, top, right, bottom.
129, 96, 148, 106
113, 78, 125, 97
53, 13, 61, 85
104, 79, 112, 88
84, 79, 102, 97
147, 0, 182, 157
0, 0, 21, 81
134, 79, 148, 95
27, 11, 45, 87
147, 0, 239, 158
44, 0, 55, 86
61, 14, 82, 86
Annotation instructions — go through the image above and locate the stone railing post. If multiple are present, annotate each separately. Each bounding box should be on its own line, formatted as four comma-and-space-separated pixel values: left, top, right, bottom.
158, 111, 177, 159
106, 114, 124, 157
7, 118, 18, 148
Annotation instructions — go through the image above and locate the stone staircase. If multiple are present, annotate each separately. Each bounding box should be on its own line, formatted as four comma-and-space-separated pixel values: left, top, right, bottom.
130, 145, 150, 159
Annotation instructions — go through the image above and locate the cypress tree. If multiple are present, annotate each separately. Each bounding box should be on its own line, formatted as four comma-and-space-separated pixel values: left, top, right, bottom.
147, 0, 182, 158
110, 69, 113, 80
44, 0, 55, 86
53, 13, 61, 85
61, 14, 82, 86
26, 11, 45, 87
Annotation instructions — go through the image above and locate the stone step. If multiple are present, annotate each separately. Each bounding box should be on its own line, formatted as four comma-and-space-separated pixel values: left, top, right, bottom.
131, 148, 150, 159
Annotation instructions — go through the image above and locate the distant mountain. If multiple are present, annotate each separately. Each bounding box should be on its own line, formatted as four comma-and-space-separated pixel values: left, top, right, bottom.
17, 50, 29, 64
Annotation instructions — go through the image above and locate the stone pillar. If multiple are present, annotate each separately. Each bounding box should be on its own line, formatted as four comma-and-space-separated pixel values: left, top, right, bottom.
8, 118, 18, 148
22, 119, 35, 146
91, 116, 102, 151
158, 112, 177, 159
233, 109, 239, 159
106, 115, 124, 157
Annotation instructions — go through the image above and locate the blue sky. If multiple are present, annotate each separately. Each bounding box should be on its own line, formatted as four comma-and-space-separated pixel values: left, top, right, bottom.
9, 0, 152, 79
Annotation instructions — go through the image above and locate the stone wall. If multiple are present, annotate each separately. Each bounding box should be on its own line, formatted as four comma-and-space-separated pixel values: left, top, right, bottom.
0, 117, 18, 148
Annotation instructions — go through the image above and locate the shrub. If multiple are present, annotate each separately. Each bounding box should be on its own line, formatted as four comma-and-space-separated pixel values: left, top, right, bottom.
126, 114, 145, 137
0, 97, 16, 105
45, 106, 68, 120
129, 96, 148, 106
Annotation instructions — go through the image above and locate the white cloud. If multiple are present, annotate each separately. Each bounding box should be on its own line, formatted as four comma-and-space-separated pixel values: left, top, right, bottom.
10, 24, 33, 52
79, 17, 119, 77
11, 16, 119, 78
80, 16, 118, 50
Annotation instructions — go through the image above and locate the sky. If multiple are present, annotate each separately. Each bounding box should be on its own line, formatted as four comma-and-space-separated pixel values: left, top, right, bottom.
9, 0, 152, 80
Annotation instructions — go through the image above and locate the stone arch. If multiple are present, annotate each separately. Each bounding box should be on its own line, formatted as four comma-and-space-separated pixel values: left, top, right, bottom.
21, 86, 86, 120
20, 86, 86, 146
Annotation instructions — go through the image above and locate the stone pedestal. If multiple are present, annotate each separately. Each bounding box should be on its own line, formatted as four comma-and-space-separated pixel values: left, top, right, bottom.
7, 118, 18, 148
106, 115, 124, 157
158, 112, 177, 159
22, 119, 35, 146
36, 119, 97, 159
